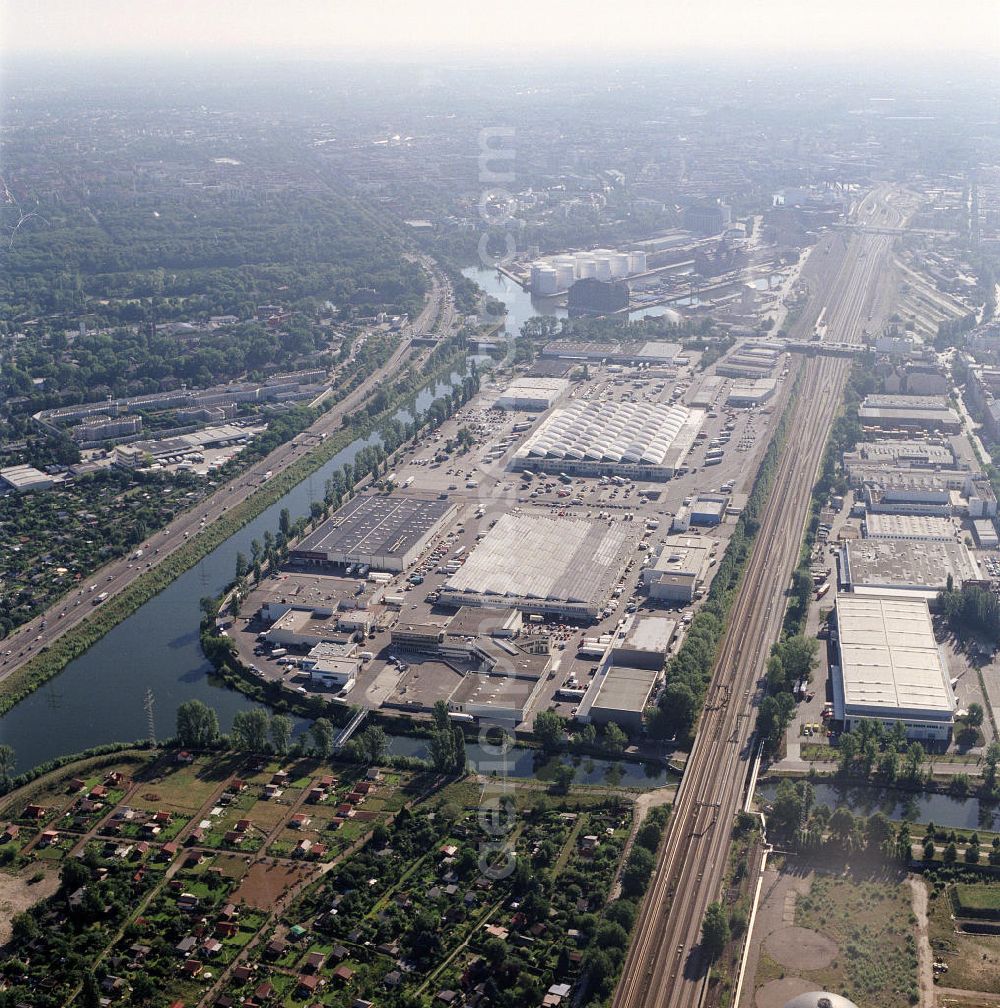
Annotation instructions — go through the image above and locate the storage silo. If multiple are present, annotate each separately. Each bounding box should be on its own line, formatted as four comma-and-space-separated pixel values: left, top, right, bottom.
577, 256, 597, 279
574, 252, 595, 278
611, 253, 631, 278
532, 266, 559, 295
594, 257, 613, 281
628, 251, 648, 274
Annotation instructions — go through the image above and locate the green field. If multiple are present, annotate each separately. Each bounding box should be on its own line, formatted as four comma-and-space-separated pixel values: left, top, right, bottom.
954, 883, 1000, 917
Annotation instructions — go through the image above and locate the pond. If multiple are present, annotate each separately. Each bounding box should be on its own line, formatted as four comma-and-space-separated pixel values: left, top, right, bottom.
758, 777, 999, 831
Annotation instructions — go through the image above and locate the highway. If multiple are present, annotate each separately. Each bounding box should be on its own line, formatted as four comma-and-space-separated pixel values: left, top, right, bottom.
612, 187, 908, 1008
0, 256, 456, 687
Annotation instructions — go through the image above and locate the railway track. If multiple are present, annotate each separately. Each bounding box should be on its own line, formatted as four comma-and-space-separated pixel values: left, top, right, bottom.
613, 190, 906, 1008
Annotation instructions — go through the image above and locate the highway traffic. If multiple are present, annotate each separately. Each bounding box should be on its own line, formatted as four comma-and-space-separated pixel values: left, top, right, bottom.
0, 257, 456, 689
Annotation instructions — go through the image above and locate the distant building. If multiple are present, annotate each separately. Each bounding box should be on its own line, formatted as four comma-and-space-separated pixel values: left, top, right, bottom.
0, 464, 56, 493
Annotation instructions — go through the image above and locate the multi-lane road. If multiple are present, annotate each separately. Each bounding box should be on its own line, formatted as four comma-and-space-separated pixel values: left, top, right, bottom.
0, 256, 455, 686
613, 188, 908, 1008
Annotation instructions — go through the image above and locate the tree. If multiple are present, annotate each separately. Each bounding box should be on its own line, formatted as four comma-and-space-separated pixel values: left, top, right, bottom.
175, 700, 220, 749
865, 812, 893, 853
550, 763, 575, 795
429, 700, 455, 772
603, 722, 628, 755
199, 595, 220, 624
358, 725, 388, 765
829, 806, 855, 848
621, 845, 655, 897
269, 714, 293, 755
452, 726, 467, 774
534, 710, 566, 750
701, 902, 730, 959
0, 744, 15, 788
81, 974, 101, 1008
310, 717, 335, 758
943, 841, 958, 864
922, 837, 936, 862
231, 708, 270, 752
966, 702, 985, 729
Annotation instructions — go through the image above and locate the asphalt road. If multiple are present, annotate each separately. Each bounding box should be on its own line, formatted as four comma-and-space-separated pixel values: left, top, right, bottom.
0, 257, 455, 686
612, 186, 908, 1008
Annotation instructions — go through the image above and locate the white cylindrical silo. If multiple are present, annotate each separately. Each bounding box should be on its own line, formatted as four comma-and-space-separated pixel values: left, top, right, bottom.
577, 258, 597, 279
533, 267, 558, 295
555, 264, 576, 290
628, 251, 647, 274
611, 253, 630, 278
594, 257, 613, 281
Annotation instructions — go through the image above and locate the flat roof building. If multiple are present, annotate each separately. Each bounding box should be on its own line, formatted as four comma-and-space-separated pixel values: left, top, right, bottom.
840, 539, 980, 599
439, 513, 632, 620
0, 464, 56, 494
643, 536, 711, 603
291, 495, 457, 573
973, 518, 999, 549
726, 378, 777, 407
862, 512, 956, 542
690, 496, 726, 526
832, 595, 955, 741
581, 664, 659, 733
494, 377, 570, 411
857, 394, 960, 431
513, 399, 702, 482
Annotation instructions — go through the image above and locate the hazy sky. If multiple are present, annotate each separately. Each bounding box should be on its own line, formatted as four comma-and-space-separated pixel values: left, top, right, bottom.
3, 0, 999, 57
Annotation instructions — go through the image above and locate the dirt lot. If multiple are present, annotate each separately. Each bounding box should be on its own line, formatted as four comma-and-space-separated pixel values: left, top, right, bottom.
233, 860, 313, 909
740, 858, 919, 1008
0, 866, 60, 943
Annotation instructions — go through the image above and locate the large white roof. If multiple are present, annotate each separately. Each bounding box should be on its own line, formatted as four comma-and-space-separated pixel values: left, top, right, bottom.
836, 595, 954, 717
443, 513, 631, 605
515, 399, 690, 466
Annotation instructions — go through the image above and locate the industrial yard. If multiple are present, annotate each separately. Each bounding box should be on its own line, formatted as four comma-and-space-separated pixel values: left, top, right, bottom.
227, 346, 788, 735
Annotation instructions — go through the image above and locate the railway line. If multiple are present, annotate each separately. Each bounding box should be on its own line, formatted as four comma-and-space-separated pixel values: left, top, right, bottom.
613, 189, 907, 1008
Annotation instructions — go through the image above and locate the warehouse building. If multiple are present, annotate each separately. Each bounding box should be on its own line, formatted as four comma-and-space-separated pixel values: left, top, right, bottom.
726, 378, 776, 407
715, 343, 781, 379
973, 519, 1000, 549
843, 439, 959, 471
301, 643, 361, 694
608, 616, 676, 670
290, 494, 456, 573
438, 513, 632, 620
831, 595, 956, 741
862, 513, 957, 542
512, 399, 702, 481
861, 476, 953, 516
579, 664, 659, 733
643, 536, 712, 603
0, 464, 57, 494
690, 495, 726, 526
839, 539, 980, 598
494, 377, 570, 411
857, 394, 961, 432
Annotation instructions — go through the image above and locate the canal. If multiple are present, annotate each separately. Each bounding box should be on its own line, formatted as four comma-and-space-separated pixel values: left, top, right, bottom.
1, 278, 679, 791
0, 375, 464, 772
460, 265, 683, 340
